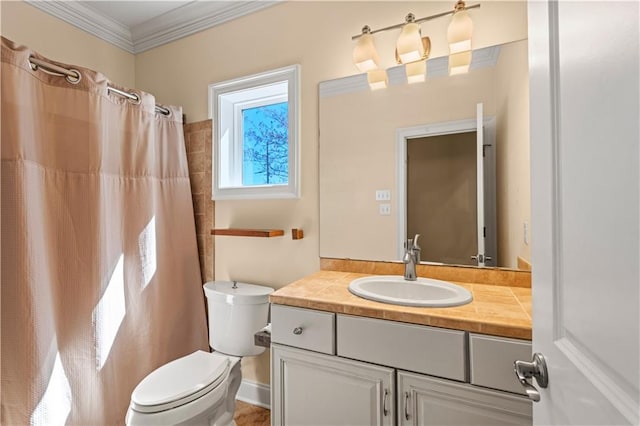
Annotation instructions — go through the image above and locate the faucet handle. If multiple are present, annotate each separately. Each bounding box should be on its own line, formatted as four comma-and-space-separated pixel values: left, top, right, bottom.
412, 234, 421, 263
404, 237, 413, 251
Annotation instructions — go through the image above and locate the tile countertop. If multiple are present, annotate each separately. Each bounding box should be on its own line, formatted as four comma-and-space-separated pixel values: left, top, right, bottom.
269, 270, 532, 340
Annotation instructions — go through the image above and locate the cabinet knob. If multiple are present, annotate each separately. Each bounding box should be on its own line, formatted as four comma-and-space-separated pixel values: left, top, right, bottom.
293, 327, 303, 335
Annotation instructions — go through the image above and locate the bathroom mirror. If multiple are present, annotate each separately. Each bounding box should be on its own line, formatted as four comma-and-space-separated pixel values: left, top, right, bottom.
319, 39, 530, 270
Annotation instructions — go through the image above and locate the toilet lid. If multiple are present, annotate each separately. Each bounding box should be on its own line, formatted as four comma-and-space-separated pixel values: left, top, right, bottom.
203, 281, 274, 305
131, 351, 230, 413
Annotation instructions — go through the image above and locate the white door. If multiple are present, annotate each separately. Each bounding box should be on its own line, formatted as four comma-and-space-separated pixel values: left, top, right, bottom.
528, 1, 639, 424
483, 116, 497, 268
475, 103, 486, 267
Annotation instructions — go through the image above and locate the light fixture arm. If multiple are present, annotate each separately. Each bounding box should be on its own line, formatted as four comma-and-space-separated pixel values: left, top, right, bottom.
351, 3, 480, 40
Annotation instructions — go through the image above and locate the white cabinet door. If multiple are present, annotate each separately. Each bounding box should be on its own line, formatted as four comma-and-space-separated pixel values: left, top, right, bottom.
272, 344, 394, 426
398, 371, 532, 426
529, 1, 639, 424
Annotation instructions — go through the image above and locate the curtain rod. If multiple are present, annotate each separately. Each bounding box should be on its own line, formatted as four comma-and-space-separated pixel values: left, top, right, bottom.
28, 56, 171, 116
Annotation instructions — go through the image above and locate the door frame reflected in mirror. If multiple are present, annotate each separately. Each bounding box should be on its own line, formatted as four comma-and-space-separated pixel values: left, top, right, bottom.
396, 112, 497, 267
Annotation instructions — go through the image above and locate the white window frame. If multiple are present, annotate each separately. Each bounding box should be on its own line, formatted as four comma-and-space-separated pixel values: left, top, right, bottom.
208, 65, 301, 200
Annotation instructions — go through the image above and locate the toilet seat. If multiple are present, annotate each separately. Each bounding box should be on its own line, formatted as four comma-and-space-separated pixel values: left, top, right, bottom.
130, 351, 230, 414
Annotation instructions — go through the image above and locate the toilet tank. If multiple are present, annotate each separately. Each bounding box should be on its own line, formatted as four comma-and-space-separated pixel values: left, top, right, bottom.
203, 281, 273, 357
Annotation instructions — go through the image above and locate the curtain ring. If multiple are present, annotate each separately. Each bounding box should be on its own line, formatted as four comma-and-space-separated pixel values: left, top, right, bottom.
28, 57, 82, 85
128, 92, 142, 105
156, 106, 171, 117
65, 69, 82, 85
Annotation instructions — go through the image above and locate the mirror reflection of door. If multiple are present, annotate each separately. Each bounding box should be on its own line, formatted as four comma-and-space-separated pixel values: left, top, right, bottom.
407, 132, 477, 266
406, 123, 496, 267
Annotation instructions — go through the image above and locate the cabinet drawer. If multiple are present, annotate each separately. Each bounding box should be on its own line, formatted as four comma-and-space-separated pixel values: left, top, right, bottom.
337, 314, 466, 381
469, 333, 532, 395
271, 305, 335, 355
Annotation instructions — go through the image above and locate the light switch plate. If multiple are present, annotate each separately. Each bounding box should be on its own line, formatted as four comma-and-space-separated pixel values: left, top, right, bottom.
375, 190, 391, 201
379, 204, 391, 215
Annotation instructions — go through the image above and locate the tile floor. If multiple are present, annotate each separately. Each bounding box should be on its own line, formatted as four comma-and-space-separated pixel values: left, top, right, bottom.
234, 400, 270, 426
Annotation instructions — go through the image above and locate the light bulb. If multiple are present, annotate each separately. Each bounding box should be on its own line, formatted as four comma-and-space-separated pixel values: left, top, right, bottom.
353, 30, 380, 72
448, 51, 472, 75
405, 60, 426, 84
447, 8, 473, 54
396, 18, 424, 64
367, 69, 388, 90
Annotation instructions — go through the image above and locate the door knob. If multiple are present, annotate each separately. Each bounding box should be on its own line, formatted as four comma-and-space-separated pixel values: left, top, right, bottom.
514, 352, 548, 402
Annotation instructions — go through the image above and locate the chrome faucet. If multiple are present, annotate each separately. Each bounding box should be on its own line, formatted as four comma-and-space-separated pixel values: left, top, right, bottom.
402, 234, 421, 281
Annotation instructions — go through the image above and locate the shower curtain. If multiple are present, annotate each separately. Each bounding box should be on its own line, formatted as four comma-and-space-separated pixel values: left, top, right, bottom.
1, 37, 209, 425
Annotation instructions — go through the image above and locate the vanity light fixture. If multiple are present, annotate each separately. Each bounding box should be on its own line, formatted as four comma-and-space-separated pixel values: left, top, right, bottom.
448, 50, 472, 75
367, 69, 388, 90
447, 0, 474, 55
447, 0, 473, 75
396, 14, 426, 64
405, 60, 427, 84
353, 26, 380, 72
351, 1, 479, 88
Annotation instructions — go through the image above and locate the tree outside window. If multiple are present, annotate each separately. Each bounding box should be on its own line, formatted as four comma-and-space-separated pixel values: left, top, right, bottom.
242, 102, 289, 186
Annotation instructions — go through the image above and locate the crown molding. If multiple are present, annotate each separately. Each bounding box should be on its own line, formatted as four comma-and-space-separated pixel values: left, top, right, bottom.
320, 45, 502, 98
26, 0, 135, 53
132, 1, 280, 53
25, 0, 282, 55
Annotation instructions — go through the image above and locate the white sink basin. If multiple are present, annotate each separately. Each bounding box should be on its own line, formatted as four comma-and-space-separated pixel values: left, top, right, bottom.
348, 275, 473, 307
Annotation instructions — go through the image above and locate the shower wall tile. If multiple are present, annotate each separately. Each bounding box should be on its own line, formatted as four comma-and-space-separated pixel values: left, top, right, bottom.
204, 123, 214, 283
184, 119, 214, 283
189, 172, 204, 194
194, 214, 206, 235
190, 131, 205, 153
187, 152, 205, 173
193, 193, 206, 215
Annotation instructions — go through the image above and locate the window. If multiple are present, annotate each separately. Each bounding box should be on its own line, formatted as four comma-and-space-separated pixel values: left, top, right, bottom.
209, 65, 300, 200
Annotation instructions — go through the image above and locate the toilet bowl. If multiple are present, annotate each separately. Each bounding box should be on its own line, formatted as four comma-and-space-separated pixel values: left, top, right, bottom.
126, 281, 273, 426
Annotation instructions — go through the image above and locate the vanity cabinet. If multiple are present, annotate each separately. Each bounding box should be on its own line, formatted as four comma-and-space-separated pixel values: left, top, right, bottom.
272, 344, 394, 426
271, 305, 532, 426
398, 371, 532, 425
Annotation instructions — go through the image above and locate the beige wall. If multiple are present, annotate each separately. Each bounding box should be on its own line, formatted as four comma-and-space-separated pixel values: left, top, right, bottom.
184, 120, 216, 283
0, 1, 135, 88
3, 0, 528, 386
495, 40, 531, 267
135, 1, 527, 385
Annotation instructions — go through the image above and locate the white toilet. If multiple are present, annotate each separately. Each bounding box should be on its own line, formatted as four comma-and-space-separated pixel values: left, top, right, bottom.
125, 281, 273, 426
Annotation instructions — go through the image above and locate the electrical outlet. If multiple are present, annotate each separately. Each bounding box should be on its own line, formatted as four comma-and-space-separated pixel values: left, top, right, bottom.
379, 204, 391, 215
375, 190, 391, 201
523, 222, 529, 245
